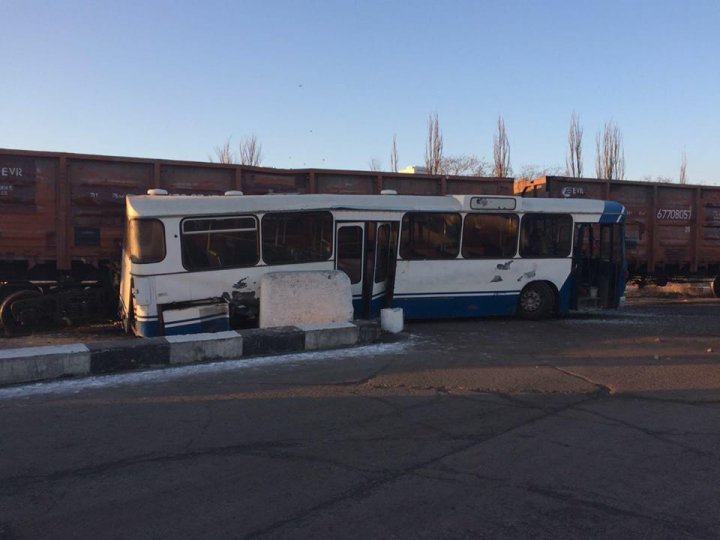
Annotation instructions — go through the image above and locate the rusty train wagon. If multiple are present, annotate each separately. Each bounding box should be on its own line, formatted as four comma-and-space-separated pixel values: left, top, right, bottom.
516, 176, 720, 294
0, 148, 512, 334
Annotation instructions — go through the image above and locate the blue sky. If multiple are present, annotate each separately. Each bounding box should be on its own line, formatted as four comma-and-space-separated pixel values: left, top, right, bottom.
2, 0, 719, 183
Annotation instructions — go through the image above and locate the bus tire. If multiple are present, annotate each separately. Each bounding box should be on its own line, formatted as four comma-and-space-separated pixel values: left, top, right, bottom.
517, 282, 555, 320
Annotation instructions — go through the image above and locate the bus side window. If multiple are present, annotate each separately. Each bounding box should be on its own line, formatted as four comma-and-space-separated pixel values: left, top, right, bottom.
181, 216, 259, 271
261, 211, 333, 265
462, 213, 518, 258
520, 214, 572, 258
400, 212, 461, 260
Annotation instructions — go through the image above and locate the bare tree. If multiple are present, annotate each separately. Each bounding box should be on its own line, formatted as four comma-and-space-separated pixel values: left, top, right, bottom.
238, 134, 263, 166
210, 137, 236, 164
566, 112, 583, 177
439, 154, 489, 176
493, 116, 511, 177
517, 164, 563, 180
679, 151, 688, 184
595, 121, 625, 180
368, 158, 383, 171
389, 134, 399, 173
424, 113, 443, 175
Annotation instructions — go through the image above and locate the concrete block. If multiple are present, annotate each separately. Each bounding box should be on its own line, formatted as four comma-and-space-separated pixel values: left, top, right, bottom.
259, 271, 353, 328
0, 344, 90, 385
240, 326, 305, 356
87, 338, 169, 374
297, 322, 359, 351
355, 320, 382, 344
165, 331, 243, 365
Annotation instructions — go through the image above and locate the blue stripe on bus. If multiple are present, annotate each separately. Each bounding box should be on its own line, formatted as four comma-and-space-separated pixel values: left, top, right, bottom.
135, 312, 230, 337
136, 319, 161, 337
558, 276, 573, 312
164, 316, 230, 336
391, 293, 519, 319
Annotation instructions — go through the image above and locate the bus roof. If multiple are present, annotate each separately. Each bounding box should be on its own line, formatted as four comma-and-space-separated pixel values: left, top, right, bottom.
125, 193, 626, 219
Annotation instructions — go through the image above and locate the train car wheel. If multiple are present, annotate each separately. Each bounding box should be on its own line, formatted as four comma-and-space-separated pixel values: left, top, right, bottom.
0, 283, 36, 305
712, 276, 720, 298
517, 282, 555, 320
0, 289, 43, 336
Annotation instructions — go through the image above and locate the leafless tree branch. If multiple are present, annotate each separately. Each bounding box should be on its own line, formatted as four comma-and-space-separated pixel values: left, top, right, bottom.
390, 134, 399, 173
210, 137, 236, 164
424, 113, 444, 175
517, 164, 564, 180
368, 158, 383, 171
679, 150, 688, 184
439, 154, 489, 176
238, 134, 263, 166
595, 121, 625, 180
566, 112, 583, 177
493, 116, 511, 177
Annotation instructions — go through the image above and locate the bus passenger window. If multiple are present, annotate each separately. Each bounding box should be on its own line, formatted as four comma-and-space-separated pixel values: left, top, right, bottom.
462, 214, 518, 258
337, 226, 363, 284
400, 212, 461, 260
181, 216, 259, 271
520, 214, 572, 258
127, 219, 166, 264
261, 211, 333, 265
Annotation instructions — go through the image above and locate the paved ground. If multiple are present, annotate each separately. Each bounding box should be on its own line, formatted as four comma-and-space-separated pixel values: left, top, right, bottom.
1, 298, 720, 539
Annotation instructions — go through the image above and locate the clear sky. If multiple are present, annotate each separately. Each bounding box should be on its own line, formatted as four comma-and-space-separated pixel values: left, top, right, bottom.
2, 0, 719, 183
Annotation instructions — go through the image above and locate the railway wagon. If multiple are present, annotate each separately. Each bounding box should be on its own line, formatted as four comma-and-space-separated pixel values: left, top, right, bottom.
516, 176, 720, 293
0, 148, 512, 332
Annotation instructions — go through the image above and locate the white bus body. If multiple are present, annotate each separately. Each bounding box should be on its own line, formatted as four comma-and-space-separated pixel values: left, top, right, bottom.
120, 193, 626, 337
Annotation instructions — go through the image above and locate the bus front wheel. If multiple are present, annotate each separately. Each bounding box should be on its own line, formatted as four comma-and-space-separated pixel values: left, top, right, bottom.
517, 282, 555, 320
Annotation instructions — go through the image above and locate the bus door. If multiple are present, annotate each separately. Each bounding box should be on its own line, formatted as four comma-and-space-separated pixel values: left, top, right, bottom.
572, 222, 624, 308
335, 221, 398, 318
598, 223, 625, 308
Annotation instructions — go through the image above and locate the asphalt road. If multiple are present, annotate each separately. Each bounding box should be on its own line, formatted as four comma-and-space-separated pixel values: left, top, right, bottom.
2, 298, 720, 539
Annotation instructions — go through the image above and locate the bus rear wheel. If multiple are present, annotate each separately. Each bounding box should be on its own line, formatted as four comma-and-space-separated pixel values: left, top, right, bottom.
518, 282, 555, 320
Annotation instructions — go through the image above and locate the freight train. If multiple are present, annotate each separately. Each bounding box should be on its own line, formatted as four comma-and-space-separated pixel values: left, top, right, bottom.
0, 148, 717, 335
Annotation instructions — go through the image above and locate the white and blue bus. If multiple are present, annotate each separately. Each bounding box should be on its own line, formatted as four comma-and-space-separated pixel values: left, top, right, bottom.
120, 191, 626, 337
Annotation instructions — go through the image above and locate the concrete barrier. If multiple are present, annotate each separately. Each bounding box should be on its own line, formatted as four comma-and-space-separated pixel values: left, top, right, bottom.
299, 322, 359, 351
0, 321, 380, 387
0, 344, 90, 385
259, 271, 353, 328
166, 331, 243, 365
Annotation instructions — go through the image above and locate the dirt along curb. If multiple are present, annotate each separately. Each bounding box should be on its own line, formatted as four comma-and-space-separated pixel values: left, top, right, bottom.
0, 321, 381, 387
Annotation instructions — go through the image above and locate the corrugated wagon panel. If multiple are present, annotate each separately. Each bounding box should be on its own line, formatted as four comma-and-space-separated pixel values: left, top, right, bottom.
160, 164, 235, 195
446, 176, 514, 195
241, 169, 310, 194
316, 173, 375, 194
699, 188, 720, 269
381, 175, 441, 195
67, 160, 153, 263
0, 155, 58, 264
609, 183, 653, 272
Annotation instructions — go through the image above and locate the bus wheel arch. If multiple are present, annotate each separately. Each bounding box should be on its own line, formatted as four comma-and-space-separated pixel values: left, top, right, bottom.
517, 281, 556, 320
